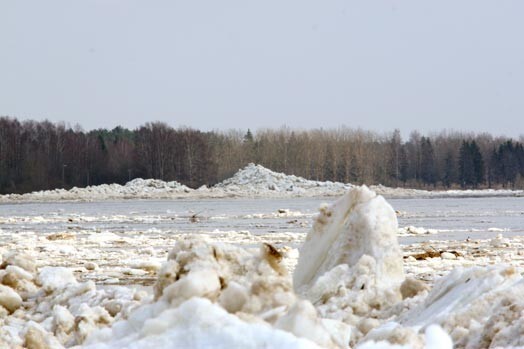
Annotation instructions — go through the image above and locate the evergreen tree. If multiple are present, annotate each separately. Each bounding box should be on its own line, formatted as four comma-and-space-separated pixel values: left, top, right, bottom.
241, 129, 258, 164
458, 140, 484, 188
515, 143, 524, 178
458, 141, 474, 188
498, 141, 518, 186
420, 137, 436, 185
488, 148, 499, 188
243, 129, 254, 143
470, 141, 484, 187
442, 151, 455, 188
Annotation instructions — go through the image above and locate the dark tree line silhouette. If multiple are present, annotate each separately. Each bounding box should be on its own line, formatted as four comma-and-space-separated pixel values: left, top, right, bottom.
1, 116, 524, 194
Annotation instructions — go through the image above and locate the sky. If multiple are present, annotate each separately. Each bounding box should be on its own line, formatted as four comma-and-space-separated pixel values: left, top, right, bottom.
1, 1, 524, 138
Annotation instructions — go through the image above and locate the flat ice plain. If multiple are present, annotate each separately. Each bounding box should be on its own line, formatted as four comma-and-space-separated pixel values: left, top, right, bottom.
1, 165, 524, 348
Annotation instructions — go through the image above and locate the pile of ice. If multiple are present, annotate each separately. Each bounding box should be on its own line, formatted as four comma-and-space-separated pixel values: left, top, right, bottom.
84, 239, 349, 348
0, 251, 144, 348
390, 265, 524, 348
210, 163, 352, 197
1, 163, 523, 202
293, 187, 406, 344
0, 240, 351, 348
212, 164, 523, 198
0, 178, 192, 202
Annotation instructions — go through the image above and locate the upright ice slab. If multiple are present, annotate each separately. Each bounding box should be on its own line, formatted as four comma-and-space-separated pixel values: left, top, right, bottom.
293, 186, 404, 293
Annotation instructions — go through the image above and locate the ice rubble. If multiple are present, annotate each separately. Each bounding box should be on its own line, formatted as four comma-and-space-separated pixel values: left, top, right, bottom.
1, 163, 523, 202
294, 186, 403, 292
83, 239, 348, 349
293, 187, 406, 345
0, 251, 145, 348
210, 163, 352, 196
0, 178, 192, 202
81, 186, 411, 348
3, 186, 524, 348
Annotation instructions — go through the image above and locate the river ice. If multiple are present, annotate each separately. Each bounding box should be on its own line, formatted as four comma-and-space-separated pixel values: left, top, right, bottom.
1, 187, 524, 347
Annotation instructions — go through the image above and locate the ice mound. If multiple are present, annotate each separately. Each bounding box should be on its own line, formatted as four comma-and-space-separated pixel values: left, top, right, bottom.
0, 251, 143, 348
362, 264, 524, 348
0, 178, 192, 202
293, 186, 405, 343
393, 265, 523, 348
211, 163, 352, 197
211, 164, 523, 199
294, 186, 403, 291
153, 239, 297, 314
84, 238, 349, 348
124, 178, 188, 190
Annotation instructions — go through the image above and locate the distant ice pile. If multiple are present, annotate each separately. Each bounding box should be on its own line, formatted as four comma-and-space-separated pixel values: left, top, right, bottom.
2, 163, 523, 202
0, 178, 192, 202
210, 163, 352, 197
2, 186, 524, 348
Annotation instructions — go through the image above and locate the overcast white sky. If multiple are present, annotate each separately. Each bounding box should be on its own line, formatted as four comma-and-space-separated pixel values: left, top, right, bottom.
1, 1, 523, 137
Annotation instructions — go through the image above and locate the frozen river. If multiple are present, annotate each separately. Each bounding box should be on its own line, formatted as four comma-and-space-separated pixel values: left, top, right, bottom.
3, 194, 524, 349
2, 196, 524, 244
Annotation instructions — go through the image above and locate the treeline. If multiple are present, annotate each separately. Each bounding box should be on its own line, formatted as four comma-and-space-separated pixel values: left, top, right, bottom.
1, 116, 524, 194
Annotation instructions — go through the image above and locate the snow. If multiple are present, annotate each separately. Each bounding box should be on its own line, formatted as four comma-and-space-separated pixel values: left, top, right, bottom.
357, 325, 452, 349
1, 163, 522, 202
83, 298, 323, 349
275, 300, 351, 348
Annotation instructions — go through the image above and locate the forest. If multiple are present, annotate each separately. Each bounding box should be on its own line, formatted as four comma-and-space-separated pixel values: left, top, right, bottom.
1, 116, 524, 194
